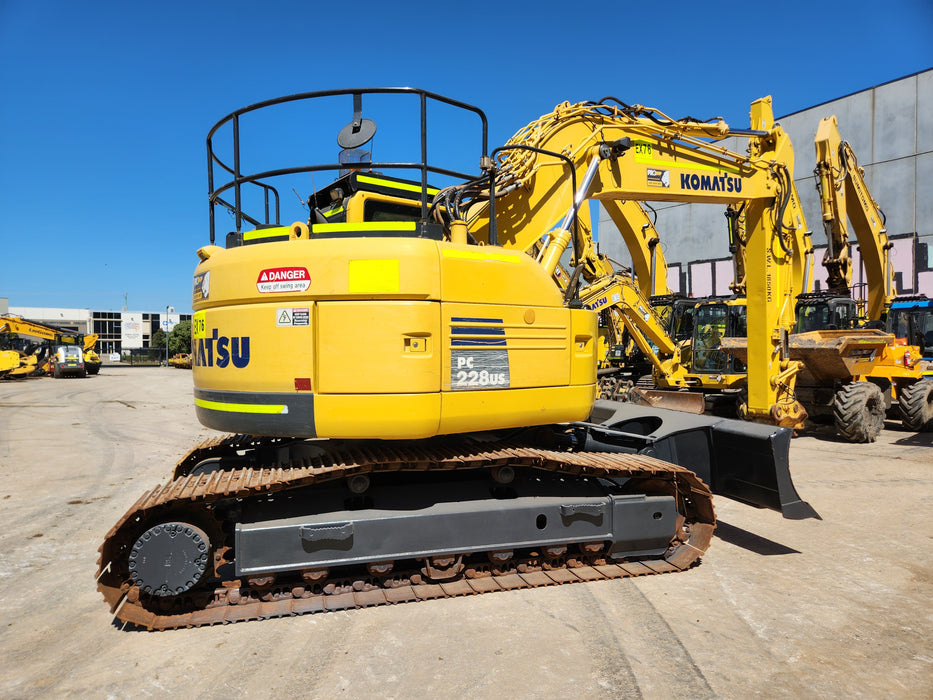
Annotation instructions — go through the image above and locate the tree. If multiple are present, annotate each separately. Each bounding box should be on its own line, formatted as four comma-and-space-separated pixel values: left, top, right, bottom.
169, 320, 191, 356
151, 328, 167, 351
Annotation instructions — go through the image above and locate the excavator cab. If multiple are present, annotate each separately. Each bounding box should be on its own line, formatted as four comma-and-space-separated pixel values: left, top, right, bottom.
307, 171, 439, 228
648, 293, 690, 340
691, 300, 747, 375
888, 296, 933, 360
680, 298, 748, 386
795, 292, 860, 333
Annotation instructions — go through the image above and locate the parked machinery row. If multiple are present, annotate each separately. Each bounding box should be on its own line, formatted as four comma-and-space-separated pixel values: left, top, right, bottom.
588, 115, 932, 441
0, 315, 101, 378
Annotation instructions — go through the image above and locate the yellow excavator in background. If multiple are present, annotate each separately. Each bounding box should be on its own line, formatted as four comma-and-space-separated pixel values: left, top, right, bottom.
702, 116, 932, 439
97, 88, 817, 630
482, 104, 923, 442
0, 349, 26, 379
796, 116, 933, 434
0, 315, 101, 377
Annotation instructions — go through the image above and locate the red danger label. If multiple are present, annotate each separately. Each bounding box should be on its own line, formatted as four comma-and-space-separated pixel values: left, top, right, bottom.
257, 267, 311, 293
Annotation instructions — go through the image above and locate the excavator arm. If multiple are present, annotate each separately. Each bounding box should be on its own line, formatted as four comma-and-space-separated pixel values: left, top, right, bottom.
0, 315, 96, 348
814, 115, 892, 320
599, 199, 670, 298
578, 274, 687, 383
0, 316, 60, 341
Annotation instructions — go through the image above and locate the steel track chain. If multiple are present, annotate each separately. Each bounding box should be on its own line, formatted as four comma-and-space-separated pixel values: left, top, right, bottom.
98, 435, 715, 630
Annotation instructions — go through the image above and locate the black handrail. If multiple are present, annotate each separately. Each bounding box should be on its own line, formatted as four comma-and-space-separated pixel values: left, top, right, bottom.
207, 88, 489, 243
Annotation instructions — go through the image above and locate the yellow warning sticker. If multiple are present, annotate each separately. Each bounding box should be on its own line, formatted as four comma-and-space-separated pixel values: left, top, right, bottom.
193, 311, 206, 339
348, 259, 399, 294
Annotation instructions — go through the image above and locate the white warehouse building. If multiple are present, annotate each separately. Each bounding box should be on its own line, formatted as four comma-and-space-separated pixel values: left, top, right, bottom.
1, 303, 191, 356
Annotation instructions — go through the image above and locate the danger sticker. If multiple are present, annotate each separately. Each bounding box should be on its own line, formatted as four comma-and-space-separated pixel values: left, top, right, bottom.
257, 267, 310, 293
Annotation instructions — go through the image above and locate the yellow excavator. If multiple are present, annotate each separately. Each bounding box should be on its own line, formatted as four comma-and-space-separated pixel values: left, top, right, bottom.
0, 349, 26, 379
715, 117, 931, 438
794, 115, 933, 435
0, 316, 43, 378
97, 89, 817, 630
0, 315, 101, 377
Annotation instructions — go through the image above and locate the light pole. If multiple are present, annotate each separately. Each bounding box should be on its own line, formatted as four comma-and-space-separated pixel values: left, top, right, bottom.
165, 305, 174, 366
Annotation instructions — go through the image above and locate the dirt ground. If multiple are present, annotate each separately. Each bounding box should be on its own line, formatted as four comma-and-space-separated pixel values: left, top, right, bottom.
0, 367, 930, 698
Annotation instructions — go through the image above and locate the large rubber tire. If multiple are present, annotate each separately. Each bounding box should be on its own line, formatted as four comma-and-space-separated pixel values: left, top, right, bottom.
833, 381, 885, 443
898, 378, 933, 432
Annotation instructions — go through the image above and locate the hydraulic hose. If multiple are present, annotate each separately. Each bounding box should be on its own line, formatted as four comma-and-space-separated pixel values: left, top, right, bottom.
771, 165, 795, 257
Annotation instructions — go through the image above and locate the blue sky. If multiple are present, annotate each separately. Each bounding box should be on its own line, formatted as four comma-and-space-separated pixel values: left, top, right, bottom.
1, 0, 931, 313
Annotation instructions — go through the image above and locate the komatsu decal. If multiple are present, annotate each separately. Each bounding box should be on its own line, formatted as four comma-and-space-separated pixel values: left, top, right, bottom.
585, 291, 620, 311
680, 172, 743, 193
194, 328, 250, 368
257, 267, 311, 293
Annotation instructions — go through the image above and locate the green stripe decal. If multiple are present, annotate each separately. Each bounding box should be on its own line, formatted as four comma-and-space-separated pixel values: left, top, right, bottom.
356, 174, 439, 196
632, 140, 741, 175
312, 221, 417, 233
243, 227, 291, 241
195, 397, 288, 414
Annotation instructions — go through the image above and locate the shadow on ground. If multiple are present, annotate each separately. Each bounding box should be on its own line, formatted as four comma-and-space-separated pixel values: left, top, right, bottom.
713, 520, 800, 556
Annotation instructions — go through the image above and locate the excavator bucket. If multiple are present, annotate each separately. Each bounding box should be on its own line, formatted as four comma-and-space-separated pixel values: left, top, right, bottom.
583, 400, 820, 520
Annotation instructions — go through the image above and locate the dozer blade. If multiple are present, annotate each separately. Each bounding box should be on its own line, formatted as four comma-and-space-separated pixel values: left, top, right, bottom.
582, 400, 820, 520
629, 387, 706, 414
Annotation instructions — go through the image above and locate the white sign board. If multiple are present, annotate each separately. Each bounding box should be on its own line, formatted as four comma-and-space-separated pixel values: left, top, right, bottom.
121, 312, 143, 349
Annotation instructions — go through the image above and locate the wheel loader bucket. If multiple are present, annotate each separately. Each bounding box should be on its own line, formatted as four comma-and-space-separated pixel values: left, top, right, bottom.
721, 330, 894, 384
788, 329, 893, 383
584, 400, 820, 520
